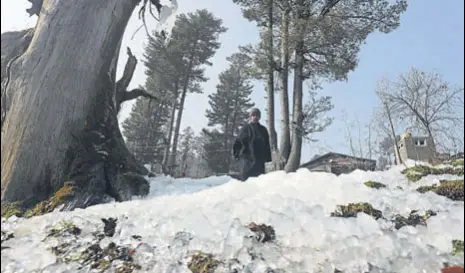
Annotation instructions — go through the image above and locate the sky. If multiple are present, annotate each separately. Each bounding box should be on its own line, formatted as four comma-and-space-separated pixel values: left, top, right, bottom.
2, 0, 464, 163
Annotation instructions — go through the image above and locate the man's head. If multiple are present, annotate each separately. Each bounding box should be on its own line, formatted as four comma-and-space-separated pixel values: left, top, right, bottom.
248, 107, 261, 123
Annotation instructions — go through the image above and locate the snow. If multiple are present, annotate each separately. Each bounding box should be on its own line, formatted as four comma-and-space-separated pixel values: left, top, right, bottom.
145, 175, 231, 198
2, 162, 464, 273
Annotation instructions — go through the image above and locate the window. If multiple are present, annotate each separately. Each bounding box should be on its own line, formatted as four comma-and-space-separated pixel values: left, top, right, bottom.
415, 139, 427, 147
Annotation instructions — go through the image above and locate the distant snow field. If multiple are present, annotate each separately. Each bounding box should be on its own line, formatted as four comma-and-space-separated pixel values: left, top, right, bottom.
1, 161, 464, 273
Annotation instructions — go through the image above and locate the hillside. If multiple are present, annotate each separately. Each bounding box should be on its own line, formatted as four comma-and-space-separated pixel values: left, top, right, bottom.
1, 161, 464, 273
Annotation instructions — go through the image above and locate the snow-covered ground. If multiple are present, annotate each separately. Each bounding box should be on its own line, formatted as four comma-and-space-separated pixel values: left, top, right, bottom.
1, 162, 464, 273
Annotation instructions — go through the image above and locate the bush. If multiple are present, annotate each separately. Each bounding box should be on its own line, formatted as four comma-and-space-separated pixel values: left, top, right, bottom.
417, 180, 464, 201
364, 181, 387, 189
331, 202, 383, 220
188, 252, 220, 273
402, 165, 464, 182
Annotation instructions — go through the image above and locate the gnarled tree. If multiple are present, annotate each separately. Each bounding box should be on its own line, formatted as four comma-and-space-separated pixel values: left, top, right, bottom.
1, 0, 176, 211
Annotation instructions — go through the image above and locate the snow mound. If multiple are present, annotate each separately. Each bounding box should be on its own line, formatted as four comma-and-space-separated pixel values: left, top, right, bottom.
145, 175, 232, 198
1, 164, 464, 273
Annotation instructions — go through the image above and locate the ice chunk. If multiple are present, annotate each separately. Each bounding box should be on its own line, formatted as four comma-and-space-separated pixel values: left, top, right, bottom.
1, 163, 463, 272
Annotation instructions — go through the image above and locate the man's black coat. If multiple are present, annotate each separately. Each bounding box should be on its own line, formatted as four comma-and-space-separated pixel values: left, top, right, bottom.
232, 122, 272, 181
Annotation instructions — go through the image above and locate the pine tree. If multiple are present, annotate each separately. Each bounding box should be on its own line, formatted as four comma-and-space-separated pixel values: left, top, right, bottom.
235, 0, 408, 172
122, 33, 174, 166
201, 129, 229, 174
203, 53, 255, 173
189, 134, 213, 177
233, 0, 279, 152
122, 90, 170, 165
142, 32, 181, 170
125, 11, 227, 174
166, 10, 228, 171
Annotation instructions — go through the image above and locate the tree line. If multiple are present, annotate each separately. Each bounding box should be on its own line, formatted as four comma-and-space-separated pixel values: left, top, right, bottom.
124, 0, 409, 176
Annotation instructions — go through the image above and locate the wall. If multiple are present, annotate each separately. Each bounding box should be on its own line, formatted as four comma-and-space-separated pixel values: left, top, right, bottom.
399, 136, 436, 162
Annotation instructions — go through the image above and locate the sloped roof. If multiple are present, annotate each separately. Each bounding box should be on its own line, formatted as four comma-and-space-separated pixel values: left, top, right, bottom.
301, 152, 376, 168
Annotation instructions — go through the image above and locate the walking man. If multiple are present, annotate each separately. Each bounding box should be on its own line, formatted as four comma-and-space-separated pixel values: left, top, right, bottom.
232, 108, 272, 181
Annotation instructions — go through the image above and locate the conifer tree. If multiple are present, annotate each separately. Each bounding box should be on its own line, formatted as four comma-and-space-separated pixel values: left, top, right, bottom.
203, 53, 255, 173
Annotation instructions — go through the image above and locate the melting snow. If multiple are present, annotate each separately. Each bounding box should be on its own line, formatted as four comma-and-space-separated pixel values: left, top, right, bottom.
1, 162, 464, 273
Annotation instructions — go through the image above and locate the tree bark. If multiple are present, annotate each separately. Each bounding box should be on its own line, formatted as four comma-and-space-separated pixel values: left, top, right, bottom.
162, 85, 178, 171
169, 81, 188, 171
115, 47, 160, 112
26, 0, 43, 17
228, 79, 242, 171
425, 124, 438, 156
1, 29, 35, 129
278, 7, 291, 165
284, 2, 305, 173
266, 0, 278, 153
1, 0, 149, 209
169, 50, 196, 172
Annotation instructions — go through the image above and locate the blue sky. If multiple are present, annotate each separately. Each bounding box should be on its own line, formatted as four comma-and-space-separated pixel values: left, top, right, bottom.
2, 0, 464, 163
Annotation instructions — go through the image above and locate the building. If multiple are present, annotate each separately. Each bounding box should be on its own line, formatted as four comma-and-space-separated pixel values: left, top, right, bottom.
397, 132, 436, 163
300, 152, 377, 175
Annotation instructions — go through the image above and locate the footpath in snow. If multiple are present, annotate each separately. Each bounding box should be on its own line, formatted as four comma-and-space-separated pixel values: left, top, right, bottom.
1, 161, 464, 273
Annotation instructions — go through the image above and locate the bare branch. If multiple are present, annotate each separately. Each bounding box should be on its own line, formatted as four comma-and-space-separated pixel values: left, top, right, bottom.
342, 112, 358, 157
120, 88, 160, 103
377, 67, 464, 153
116, 47, 137, 92
114, 47, 160, 112
26, 0, 43, 17
131, 24, 145, 40
355, 115, 364, 158
148, 2, 160, 21
135, 0, 171, 42
320, 0, 342, 17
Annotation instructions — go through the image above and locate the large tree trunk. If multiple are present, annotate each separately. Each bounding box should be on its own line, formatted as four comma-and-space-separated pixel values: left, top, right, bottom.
284, 2, 305, 173
278, 8, 291, 165
1, 0, 150, 210
266, 0, 278, 153
1, 29, 35, 128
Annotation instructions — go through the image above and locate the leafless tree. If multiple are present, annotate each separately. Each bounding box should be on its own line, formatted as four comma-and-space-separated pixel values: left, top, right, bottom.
372, 107, 403, 165
341, 111, 381, 161
341, 111, 364, 158
374, 78, 405, 164
378, 67, 464, 153
366, 119, 374, 160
